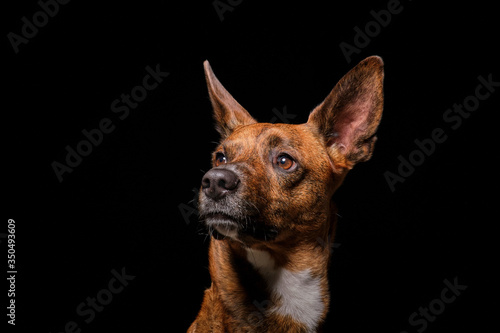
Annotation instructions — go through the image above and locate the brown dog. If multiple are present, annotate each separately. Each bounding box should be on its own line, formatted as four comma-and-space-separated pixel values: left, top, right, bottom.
188, 56, 384, 333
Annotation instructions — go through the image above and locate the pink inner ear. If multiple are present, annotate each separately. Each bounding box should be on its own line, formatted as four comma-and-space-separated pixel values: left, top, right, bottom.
308, 56, 383, 164
332, 95, 372, 152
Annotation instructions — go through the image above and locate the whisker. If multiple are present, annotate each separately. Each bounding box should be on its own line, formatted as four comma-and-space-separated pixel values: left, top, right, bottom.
242, 198, 260, 214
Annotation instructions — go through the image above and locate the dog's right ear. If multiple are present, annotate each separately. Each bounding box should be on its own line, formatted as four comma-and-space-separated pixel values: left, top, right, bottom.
204, 61, 256, 139
307, 56, 384, 170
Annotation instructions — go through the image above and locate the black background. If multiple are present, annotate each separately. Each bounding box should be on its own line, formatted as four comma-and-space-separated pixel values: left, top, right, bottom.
4, 0, 497, 332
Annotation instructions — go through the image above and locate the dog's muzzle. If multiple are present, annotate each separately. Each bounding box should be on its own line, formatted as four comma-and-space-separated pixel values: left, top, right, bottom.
199, 167, 278, 242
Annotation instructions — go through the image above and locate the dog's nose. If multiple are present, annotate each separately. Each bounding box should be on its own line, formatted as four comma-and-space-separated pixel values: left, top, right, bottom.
201, 168, 240, 200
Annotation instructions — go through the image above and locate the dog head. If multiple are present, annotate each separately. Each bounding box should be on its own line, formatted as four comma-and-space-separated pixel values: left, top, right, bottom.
198, 57, 384, 246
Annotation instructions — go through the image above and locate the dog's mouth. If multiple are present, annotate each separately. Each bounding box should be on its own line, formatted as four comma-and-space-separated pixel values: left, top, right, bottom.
203, 212, 240, 239
201, 212, 279, 242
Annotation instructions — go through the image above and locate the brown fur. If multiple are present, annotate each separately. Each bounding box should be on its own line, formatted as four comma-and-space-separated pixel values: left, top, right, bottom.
188, 56, 384, 332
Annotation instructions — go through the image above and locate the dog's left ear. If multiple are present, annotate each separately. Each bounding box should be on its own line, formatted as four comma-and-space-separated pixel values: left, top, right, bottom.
204, 61, 257, 139
307, 56, 384, 169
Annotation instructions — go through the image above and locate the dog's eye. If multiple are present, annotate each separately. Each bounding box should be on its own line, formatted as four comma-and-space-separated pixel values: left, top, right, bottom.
214, 152, 227, 167
276, 154, 295, 170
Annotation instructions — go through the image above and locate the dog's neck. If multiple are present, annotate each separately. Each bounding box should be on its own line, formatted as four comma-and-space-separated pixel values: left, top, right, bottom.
207, 214, 335, 332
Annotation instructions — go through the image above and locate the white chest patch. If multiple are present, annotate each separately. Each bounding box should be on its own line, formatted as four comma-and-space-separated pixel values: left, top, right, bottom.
246, 248, 324, 332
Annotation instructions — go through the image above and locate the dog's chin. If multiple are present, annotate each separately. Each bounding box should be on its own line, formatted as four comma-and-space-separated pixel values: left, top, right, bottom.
203, 213, 240, 239
209, 219, 240, 239
202, 212, 279, 243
